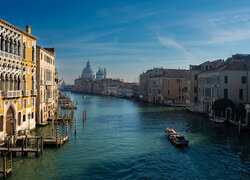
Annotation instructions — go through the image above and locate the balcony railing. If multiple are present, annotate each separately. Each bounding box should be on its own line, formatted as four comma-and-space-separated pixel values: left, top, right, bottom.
31, 90, 37, 96
22, 90, 30, 97
6, 90, 21, 98
45, 81, 53, 86
0, 50, 21, 61
46, 98, 53, 103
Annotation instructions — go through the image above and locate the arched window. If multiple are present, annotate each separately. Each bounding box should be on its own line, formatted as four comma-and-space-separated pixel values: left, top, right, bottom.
23, 43, 26, 59
23, 75, 26, 91
32, 46, 35, 61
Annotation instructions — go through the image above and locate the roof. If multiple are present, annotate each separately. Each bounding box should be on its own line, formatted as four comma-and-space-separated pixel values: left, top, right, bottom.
36, 45, 55, 57
218, 60, 248, 71
163, 69, 188, 78
0, 19, 38, 40
199, 60, 250, 75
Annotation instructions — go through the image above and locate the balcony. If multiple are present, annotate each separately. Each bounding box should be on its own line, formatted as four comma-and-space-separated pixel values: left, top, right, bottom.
22, 90, 30, 97
45, 81, 53, 86
31, 90, 37, 96
0, 50, 21, 62
5, 90, 21, 98
46, 98, 53, 103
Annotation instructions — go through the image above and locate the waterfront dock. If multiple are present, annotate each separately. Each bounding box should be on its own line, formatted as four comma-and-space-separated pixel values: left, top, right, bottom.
0, 136, 43, 157
43, 136, 69, 147
0, 152, 12, 178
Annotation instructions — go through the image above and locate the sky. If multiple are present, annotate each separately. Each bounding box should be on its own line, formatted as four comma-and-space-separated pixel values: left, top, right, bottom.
1, 0, 250, 84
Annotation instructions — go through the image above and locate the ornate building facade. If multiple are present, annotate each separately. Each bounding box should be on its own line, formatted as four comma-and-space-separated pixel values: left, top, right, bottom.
36, 46, 58, 124
0, 19, 38, 139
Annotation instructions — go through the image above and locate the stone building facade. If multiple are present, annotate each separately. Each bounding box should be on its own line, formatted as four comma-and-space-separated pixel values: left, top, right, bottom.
36, 46, 58, 124
0, 19, 38, 139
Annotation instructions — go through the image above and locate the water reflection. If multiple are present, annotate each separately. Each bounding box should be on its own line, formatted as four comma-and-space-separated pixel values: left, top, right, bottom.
5, 92, 250, 180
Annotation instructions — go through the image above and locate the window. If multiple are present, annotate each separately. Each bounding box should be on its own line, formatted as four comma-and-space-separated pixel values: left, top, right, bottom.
194, 86, 197, 93
224, 89, 228, 98
31, 112, 34, 119
167, 89, 170, 95
194, 74, 197, 80
41, 53, 43, 60
32, 98, 34, 107
23, 99, 26, 109
23, 43, 26, 59
32, 46, 35, 61
239, 89, 243, 99
18, 112, 21, 126
0, 116, 3, 131
168, 80, 171, 87
224, 76, 228, 84
242, 76, 246, 84
23, 115, 26, 122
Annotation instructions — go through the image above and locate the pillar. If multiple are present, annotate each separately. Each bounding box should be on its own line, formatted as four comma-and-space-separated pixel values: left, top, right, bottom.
10, 40, 13, 54
2, 77, 5, 93
18, 43, 21, 56
6, 39, 10, 53
5, 77, 8, 92
2, 38, 5, 52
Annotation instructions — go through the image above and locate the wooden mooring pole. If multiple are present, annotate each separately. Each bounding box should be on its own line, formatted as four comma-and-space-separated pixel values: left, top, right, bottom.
52, 115, 54, 132
66, 121, 69, 137
83, 109, 84, 121
85, 108, 86, 120
56, 126, 59, 147
3, 152, 6, 178
74, 118, 77, 136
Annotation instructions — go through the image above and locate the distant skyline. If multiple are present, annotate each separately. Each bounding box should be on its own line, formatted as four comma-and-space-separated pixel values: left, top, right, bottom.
1, 0, 250, 84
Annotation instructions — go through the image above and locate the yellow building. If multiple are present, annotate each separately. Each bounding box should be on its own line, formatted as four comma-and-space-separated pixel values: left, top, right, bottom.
36, 46, 58, 124
0, 19, 38, 139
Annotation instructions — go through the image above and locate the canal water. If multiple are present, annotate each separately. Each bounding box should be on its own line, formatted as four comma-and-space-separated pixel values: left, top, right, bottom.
7, 92, 250, 179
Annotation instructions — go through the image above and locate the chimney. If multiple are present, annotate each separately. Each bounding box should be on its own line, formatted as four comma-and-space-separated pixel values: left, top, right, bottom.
26, 25, 31, 34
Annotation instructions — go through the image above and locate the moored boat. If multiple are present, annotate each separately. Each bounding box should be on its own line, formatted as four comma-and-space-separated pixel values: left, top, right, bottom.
165, 128, 189, 147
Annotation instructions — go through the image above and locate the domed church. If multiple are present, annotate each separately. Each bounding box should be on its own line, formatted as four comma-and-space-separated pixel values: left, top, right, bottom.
80, 61, 107, 80
81, 61, 95, 80
96, 68, 107, 80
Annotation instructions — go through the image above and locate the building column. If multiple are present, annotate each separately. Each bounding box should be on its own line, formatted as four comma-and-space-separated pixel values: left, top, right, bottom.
5, 78, 8, 92
6, 39, 10, 53
2, 38, 5, 52
10, 40, 13, 54
18, 43, 21, 56
13, 41, 17, 55
2, 78, 5, 93
0, 36, 2, 51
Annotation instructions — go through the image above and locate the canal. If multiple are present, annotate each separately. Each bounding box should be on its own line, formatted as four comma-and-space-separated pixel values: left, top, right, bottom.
7, 92, 250, 179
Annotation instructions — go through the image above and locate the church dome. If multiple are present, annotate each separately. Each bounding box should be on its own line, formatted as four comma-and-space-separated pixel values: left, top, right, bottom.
81, 61, 95, 80
96, 68, 104, 76
96, 68, 104, 80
